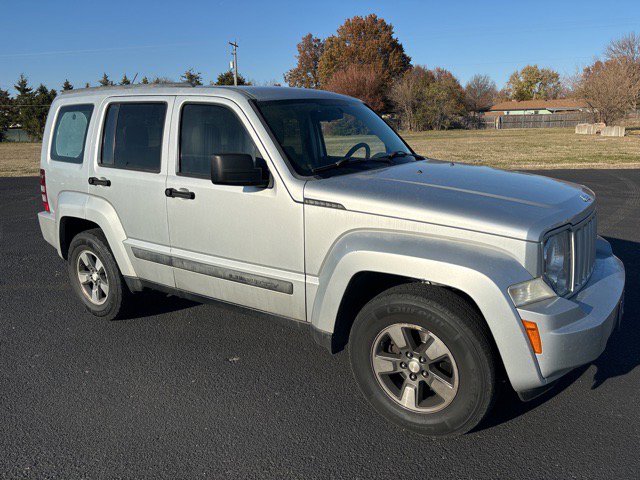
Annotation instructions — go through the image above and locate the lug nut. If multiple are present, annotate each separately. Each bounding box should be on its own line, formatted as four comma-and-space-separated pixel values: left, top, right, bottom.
406, 352, 413, 358
422, 370, 428, 377
400, 362, 407, 369
410, 373, 417, 381
419, 356, 426, 363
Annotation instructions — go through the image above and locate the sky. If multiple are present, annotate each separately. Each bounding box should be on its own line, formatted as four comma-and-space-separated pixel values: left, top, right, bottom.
1, 0, 640, 93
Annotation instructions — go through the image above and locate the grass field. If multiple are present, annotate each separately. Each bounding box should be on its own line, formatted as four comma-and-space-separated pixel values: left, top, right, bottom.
1, 128, 639, 177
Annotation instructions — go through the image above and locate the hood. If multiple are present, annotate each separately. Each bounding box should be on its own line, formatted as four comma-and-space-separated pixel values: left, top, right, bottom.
303, 160, 595, 241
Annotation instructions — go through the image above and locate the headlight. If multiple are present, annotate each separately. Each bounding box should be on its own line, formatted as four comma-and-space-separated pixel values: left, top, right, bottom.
508, 277, 556, 307
543, 229, 572, 296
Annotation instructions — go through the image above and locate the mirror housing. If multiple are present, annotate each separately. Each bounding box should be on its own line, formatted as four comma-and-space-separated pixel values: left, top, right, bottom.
210, 154, 269, 187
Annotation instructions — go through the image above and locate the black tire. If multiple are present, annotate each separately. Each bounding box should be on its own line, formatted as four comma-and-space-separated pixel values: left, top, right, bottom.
67, 228, 130, 321
349, 283, 497, 437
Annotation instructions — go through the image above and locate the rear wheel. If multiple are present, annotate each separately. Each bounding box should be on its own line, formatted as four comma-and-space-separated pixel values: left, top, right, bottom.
349, 283, 497, 436
67, 229, 129, 320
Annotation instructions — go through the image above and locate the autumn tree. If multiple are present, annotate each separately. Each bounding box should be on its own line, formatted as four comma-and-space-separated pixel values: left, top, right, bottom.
505, 65, 561, 101
181, 68, 203, 86
418, 68, 466, 130
389, 66, 434, 130
390, 66, 465, 131
323, 63, 387, 111
464, 74, 497, 112
214, 71, 249, 85
284, 34, 324, 88
98, 73, 114, 86
62, 79, 73, 91
318, 14, 411, 109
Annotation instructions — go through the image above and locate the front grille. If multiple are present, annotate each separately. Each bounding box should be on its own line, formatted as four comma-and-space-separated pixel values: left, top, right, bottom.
572, 213, 597, 292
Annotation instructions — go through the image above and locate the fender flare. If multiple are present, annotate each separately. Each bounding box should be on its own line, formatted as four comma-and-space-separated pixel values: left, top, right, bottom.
309, 230, 544, 391
56, 191, 137, 277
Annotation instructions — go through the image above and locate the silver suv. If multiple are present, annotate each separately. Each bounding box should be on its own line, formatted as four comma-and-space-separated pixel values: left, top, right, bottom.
38, 85, 625, 436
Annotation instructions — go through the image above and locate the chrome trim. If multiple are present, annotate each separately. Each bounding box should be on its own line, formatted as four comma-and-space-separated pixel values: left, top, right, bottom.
541, 211, 597, 297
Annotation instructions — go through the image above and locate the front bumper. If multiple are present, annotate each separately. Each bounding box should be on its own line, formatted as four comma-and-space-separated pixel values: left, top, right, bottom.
517, 237, 625, 384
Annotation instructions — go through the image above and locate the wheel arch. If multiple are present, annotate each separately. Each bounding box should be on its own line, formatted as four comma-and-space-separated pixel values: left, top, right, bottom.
308, 230, 544, 392
56, 192, 136, 277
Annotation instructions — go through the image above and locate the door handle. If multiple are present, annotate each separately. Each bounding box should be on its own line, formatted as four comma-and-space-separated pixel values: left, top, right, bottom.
88, 177, 111, 187
165, 188, 195, 200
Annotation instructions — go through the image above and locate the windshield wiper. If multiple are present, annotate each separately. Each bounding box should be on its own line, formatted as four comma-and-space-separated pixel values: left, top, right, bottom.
310, 156, 392, 174
381, 151, 425, 161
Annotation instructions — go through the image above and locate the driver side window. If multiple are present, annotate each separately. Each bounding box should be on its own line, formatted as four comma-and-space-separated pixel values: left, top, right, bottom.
320, 114, 386, 158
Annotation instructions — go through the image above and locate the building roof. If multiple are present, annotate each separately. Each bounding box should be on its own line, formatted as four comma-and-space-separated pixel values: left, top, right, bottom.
58, 84, 356, 103
489, 99, 588, 112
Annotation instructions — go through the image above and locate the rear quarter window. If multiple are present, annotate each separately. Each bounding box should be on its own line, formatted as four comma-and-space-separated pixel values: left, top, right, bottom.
50, 104, 94, 163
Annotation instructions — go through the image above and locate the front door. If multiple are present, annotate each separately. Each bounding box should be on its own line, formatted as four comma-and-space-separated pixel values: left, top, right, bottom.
165, 96, 305, 320
89, 95, 175, 287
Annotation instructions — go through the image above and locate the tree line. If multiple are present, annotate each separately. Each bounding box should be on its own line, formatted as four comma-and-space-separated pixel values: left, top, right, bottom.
1, 15, 639, 140
284, 15, 640, 130
0, 68, 250, 141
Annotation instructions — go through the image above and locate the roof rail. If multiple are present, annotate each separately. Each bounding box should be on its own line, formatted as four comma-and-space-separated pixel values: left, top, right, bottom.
60, 82, 193, 95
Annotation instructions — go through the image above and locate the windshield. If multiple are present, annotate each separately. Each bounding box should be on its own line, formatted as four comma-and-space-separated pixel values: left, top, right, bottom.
255, 99, 415, 176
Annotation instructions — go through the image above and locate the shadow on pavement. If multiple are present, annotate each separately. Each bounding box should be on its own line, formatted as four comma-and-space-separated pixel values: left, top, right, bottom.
475, 236, 639, 432
115, 290, 198, 321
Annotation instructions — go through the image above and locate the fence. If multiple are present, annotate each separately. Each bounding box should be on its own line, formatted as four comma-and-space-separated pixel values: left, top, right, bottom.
478, 112, 593, 130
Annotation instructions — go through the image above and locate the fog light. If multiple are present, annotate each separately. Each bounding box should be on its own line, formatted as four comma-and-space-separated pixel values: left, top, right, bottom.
508, 278, 556, 307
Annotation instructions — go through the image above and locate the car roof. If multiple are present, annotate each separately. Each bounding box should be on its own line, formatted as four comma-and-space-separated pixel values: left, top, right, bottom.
58, 84, 359, 103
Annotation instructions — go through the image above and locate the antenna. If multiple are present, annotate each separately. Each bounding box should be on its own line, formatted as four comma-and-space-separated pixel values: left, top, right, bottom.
229, 41, 238, 86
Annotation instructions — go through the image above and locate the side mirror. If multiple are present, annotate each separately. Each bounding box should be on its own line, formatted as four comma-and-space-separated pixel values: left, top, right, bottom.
210, 154, 269, 187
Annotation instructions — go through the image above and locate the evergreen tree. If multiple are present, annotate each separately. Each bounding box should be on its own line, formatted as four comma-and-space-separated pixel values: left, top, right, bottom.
85, 82, 91, 88
62, 79, 74, 90
141, 76, 149, 84
98, 73, 114, 86
15, 74, 32, 96
215, 71, 249, 85
0, 88, 13, 141
181, 68, 203, 86
120, 74, 131, 85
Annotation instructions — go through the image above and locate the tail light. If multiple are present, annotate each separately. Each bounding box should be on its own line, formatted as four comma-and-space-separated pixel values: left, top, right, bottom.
40, 169, 50, 212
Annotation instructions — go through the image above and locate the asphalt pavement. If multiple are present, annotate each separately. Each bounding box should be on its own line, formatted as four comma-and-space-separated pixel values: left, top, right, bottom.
1, 169, 638, 479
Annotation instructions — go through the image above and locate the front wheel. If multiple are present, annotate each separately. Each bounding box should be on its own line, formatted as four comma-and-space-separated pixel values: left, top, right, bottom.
349, 283, 498, 437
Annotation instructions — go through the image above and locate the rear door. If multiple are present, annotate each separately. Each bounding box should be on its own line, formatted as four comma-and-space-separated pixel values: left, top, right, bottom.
89, 95, 175, 287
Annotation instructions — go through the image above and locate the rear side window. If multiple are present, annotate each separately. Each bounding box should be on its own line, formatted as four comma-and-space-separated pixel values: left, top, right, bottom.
50, 104, 94, 163
179, 103, 259, 177
100, 102, 167, 172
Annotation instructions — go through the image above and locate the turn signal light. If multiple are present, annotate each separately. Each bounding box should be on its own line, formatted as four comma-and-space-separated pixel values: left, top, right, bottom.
522, 320, 542, 354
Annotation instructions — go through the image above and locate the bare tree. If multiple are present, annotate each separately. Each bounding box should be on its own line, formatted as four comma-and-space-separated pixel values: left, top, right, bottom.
464, 74, 497, 113
577, 59, 636, 124
606, 32, 640, 64
605, 32, 640, 111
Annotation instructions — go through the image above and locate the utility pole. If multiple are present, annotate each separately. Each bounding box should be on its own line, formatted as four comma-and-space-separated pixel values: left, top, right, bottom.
229, 41, 238, 86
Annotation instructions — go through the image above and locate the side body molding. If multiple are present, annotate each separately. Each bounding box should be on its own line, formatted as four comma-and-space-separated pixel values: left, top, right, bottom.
309, 230, 544, 391
56, 191, 136, 277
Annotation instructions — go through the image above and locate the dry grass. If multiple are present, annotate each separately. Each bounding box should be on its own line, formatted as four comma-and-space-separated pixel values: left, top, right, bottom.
403, 128, 640, 170
1, 127, 640, 177
0, 143, 42, 176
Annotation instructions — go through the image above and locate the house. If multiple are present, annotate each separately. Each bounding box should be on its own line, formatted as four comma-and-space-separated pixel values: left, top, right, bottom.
486, 99, 589, 116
